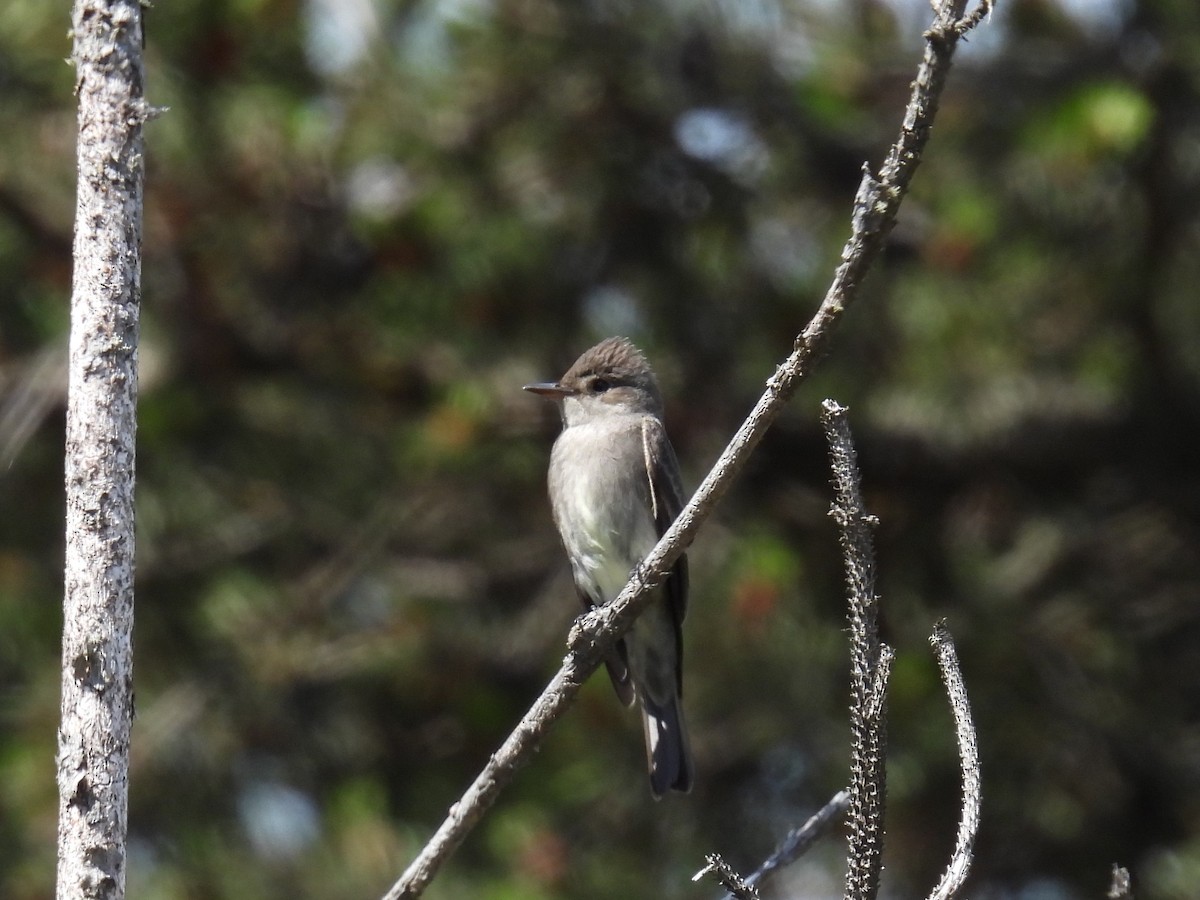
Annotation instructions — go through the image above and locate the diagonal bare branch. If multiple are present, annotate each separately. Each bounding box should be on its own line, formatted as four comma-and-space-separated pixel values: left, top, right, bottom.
382, 1, 994, 896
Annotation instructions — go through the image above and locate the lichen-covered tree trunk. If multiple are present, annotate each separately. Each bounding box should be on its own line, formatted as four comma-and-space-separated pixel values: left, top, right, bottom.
57, 2, 145, 898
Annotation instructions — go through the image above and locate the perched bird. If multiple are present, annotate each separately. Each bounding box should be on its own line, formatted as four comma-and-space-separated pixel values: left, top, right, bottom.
524, 337, 692, 797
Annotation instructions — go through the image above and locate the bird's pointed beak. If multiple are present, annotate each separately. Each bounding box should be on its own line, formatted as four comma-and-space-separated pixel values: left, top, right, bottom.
523, 381, 574, 399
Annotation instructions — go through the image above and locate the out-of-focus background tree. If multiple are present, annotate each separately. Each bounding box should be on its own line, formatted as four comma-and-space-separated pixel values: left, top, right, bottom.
2, 0, 1198, 897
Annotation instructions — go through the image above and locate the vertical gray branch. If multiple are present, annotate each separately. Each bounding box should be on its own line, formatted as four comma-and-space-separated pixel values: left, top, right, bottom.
57, 2, 146, 898
821, 400, 890, 900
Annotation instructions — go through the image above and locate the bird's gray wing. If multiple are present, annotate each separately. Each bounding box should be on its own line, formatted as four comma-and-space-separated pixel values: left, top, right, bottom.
640, 416, 689, 691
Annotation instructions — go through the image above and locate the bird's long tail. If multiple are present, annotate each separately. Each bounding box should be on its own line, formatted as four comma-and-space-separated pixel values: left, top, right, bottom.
641, 694, 693, 798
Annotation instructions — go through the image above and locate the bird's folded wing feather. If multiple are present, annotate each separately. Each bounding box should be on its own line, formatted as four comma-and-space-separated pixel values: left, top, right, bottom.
640, 416, 689, 629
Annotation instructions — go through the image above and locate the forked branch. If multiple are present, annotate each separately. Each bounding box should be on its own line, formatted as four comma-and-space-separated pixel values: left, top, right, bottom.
822, 400, 889, 900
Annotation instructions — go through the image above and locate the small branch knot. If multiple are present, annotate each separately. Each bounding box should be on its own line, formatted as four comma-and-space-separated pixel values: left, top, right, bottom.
1107, 865, 1133, 900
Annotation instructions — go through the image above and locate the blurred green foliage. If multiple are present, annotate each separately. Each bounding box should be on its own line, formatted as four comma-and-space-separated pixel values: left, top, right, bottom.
3, 0, 1200, 898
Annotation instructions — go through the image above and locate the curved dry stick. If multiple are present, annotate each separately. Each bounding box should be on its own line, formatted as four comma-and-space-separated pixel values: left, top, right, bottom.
926, 621, 982, 900
383, 2, 992, 896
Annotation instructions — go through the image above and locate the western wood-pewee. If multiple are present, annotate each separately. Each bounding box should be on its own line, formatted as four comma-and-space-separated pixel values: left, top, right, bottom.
525, 336, 693, 797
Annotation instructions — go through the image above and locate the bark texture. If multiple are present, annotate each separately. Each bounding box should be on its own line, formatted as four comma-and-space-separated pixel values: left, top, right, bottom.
57, 2, 145, 898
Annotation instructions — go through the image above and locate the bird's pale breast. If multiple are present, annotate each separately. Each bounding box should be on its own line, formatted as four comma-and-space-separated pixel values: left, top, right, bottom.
548, 415, 658, 605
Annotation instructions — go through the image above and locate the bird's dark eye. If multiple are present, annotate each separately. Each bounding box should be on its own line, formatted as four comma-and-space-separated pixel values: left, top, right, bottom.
591, 377, 611, 393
